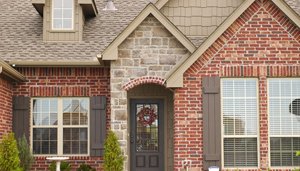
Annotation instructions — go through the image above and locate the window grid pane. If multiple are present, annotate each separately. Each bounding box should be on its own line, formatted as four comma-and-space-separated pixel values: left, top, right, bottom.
32, 98, 89, 155
33, 128, 57, 155
269, 79, 300, 167
222, 79, 258, 167
270, 137, 300, 166
224, 138, 258, 167
52, 0, 73, 29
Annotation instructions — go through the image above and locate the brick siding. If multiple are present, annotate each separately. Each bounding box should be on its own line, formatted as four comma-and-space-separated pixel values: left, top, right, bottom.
0, 76, 13, 138
13, 67, 110, 171
173, 0, 300, 170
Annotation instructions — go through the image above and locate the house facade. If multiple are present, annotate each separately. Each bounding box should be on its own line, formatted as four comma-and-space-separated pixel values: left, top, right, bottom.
0, 0, 300, 170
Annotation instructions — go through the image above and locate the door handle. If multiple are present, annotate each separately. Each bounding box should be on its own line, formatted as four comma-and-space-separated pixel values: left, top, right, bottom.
130, 133, 134, 143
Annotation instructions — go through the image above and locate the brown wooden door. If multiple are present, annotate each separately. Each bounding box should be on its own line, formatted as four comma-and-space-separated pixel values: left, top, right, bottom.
130, 99, 164, 171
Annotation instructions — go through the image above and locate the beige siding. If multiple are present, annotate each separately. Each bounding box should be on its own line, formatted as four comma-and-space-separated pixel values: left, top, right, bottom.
43, 0, 83, 41
161, 0, 244, 37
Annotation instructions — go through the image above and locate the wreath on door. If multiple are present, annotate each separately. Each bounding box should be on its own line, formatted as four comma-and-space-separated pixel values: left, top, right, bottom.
138, 107, 157, 126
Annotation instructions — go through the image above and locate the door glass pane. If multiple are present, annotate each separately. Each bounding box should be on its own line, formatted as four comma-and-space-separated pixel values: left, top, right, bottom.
136, 104, 159, 152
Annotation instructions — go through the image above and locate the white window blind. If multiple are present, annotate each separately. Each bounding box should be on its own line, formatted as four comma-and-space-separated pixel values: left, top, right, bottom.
52, 0, 73, 30
222, 79, 258, 167
32, 98, 89, 156
269, 79, 300, 166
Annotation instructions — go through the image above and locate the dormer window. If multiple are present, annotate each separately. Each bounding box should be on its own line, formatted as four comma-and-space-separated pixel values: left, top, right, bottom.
52, 0, 74, 30
32, 0, 98, 41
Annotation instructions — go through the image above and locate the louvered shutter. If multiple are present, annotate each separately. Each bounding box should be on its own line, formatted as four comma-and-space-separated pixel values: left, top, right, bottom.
202, 76, 221, 170
90, 96, 107, 157
13, 96, 30, 142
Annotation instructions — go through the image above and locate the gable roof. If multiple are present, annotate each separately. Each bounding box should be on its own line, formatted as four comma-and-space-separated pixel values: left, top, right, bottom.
165, 0, 300, 88
0, 0, 155, 65
100, 3, 196, 60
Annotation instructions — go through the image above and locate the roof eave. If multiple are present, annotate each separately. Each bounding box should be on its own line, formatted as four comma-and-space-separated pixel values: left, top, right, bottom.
155, 0, 169, 9
78, 0, 98, 18
8, 59, 102, 67
0, 60, 26, 82
32, 0, 45, 16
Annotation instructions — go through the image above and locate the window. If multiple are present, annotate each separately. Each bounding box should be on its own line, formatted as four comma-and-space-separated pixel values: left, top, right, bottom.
269, 79, 300, 167
222, 79, 258, 167
52, 0, 73, 30
32, 98, 89, 155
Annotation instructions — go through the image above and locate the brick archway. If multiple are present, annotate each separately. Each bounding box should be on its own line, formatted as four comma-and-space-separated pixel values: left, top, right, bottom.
123, 76, 165, 91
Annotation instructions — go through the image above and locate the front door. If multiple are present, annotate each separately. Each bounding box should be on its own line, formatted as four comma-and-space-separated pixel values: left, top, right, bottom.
130, 99, 164, 171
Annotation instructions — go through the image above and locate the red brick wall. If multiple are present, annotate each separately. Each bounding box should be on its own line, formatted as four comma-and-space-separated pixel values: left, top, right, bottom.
13, 67, 110, 171
0, 76, 13, 138
173, 0, 300, 170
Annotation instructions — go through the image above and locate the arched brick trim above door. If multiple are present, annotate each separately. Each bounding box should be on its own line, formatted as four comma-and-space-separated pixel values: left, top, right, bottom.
123, 76, 166, 91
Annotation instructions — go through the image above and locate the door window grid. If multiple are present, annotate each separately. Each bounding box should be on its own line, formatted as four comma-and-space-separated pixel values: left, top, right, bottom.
136, 104, 159, 152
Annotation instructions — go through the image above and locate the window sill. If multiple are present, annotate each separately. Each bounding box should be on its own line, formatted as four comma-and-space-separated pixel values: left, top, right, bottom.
49, 30, 77, 33
33, 154, 90, 158
223, 167, 259, 170
270, 166, 300, 169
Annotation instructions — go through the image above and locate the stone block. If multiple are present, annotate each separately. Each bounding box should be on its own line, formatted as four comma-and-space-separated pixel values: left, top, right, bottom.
162, 38, 169, 45
149, 66, 162, 71
114, 130, 124, 140
135, 31, 143, 37
141, 58, 158, 65
115, 109, 127, 121
139, 38, 150, 45
113, 70, 125, 77
122, 59, 134, 66
119, 38, 134, 49
169, 38, 184, 48
132, 50, 141, 58
118, 49, 131, 58
119, 99, 127, 105
153, 27, 172, 37
159, 55, 177, 65
151, 38, 162, 45
127, 68, 147, 77
112, 83, 122, 91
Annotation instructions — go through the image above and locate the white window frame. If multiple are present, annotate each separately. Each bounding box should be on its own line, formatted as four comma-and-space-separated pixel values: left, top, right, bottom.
30, 97, 90, 157
221, 78, 260, 169
268, 78, 300, 169
52, 0, 74, 30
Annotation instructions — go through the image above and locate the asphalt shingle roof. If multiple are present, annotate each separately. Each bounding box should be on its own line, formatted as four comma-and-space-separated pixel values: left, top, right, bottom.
0, 0, 298, 62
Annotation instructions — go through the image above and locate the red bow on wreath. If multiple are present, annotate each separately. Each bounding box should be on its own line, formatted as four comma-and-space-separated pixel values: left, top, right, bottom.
138, 107, 157, 126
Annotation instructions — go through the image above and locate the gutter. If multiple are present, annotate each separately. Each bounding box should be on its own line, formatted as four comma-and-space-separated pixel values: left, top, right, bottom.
0, 60, 26, 82
8, 59, 102, 67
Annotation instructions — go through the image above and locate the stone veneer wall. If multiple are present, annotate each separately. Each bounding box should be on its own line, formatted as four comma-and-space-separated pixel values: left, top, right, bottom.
110, 14, 190, 170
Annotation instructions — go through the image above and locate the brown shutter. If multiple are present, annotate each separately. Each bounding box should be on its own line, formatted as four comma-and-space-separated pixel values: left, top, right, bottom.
202, 76, 221, 170
13, 96, 30, 142
90, 96, 107, 157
